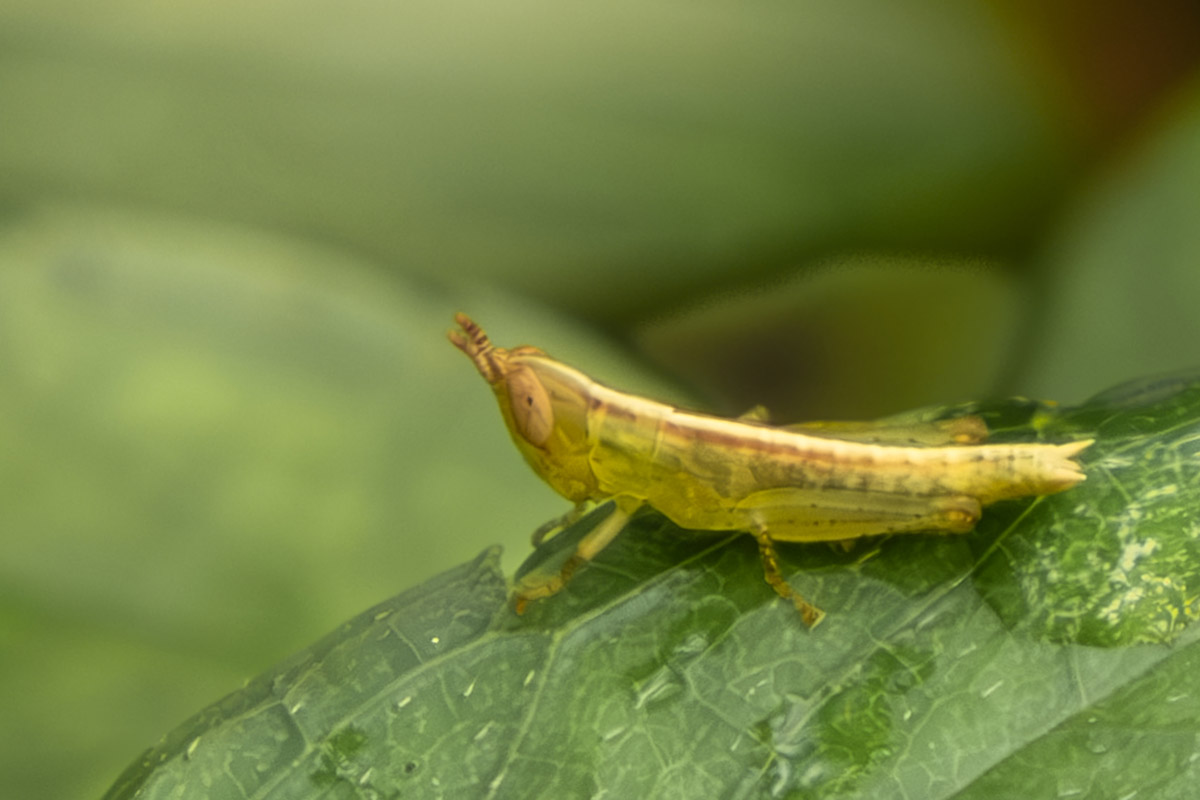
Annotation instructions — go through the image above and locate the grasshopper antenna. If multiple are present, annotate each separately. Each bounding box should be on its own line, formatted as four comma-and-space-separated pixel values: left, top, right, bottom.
448, 313, 502, 383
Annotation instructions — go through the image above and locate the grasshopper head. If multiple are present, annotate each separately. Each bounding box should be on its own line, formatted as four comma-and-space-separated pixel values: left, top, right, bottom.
449, 314, 599, 501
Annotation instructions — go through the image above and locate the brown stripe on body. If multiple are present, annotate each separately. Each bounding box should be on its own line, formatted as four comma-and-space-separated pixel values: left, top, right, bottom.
649, 407, 1077, 502
656, 411, 951, 497
580, 376, 1082, 510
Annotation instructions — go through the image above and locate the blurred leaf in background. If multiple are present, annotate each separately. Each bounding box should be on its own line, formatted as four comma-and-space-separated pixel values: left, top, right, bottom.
2, 1, 1200, 798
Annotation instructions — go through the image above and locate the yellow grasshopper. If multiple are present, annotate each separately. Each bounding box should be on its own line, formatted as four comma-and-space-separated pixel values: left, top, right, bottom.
449, 313, 1091, 625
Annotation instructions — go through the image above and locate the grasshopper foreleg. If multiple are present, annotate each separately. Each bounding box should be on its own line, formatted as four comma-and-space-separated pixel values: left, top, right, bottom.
515, 498, 642, 613
530, 501, 590, 548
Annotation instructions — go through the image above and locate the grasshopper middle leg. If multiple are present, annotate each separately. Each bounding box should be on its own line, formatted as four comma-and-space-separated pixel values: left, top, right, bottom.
741, 488, 982, 625
751, 522, 825, 627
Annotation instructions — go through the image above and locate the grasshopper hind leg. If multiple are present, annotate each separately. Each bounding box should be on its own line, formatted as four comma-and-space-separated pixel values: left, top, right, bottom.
742, 490, 983, 625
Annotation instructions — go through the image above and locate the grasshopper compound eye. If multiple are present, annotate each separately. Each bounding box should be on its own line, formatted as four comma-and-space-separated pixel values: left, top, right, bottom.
506, 368, 554, 447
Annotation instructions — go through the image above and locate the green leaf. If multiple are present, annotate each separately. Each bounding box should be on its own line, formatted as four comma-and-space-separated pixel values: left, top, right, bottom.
1, 2, 1080, 321
972, 373, 1200, 647
104, 374, 1200, 799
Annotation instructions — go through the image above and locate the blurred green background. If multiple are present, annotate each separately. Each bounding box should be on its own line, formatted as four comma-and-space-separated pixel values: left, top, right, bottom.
4, 2, 1200, 797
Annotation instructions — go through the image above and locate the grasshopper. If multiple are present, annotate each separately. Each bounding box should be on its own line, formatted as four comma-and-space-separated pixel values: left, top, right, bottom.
449, 313, 1091, 625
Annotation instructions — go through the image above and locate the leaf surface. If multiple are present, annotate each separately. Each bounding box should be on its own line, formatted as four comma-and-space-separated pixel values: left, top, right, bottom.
105, 375, 1200, 799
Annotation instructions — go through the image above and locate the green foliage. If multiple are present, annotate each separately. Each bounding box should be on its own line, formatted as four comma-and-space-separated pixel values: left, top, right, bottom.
105, 378, 1200, 799
974, 376, 1200, 646
5, 5, 1200, 800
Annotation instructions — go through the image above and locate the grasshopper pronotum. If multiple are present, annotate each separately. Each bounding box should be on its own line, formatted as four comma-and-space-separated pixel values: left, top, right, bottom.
449, 313, 1091, 625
